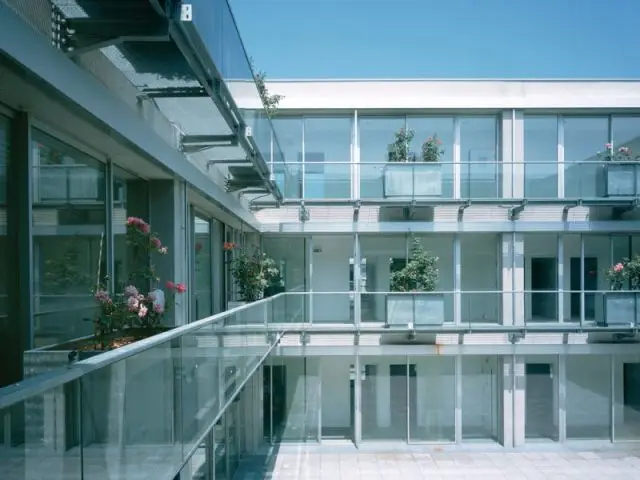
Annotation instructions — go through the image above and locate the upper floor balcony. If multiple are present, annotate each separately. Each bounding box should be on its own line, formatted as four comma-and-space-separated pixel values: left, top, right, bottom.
255, 114, 640, 211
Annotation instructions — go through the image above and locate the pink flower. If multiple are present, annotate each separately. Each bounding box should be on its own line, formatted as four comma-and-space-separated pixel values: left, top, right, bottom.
605, 143, 613, 150
140, 223, 150, 234
619, 146, 632, 156
614, 263, 624, 273
175, 283, 187, 294
166, 280, 175, 290
138, 305, 148, 318
151, 236, 162, 248
94, 290, 111, 304
153, 303, 164, 314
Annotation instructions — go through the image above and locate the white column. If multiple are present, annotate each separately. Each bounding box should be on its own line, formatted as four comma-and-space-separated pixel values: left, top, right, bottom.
307, 236, 314, 324
502, 234, 524, 326
513, 234, 525, 326
354, 234, 361, 326
354, 355, 362, 445
512, 111, 525, 198
352, 109, 360, 199
513, 355, 526, 447
558, 235, 564, 323
454, 234, 461, 324
501, 356, 514, 447
455, 355, 462, 443
453, 117, 461, 198
501, 111, 514, 198
557, 115, 565, 198
558, 354, 566, 442
502, 235, 513, 325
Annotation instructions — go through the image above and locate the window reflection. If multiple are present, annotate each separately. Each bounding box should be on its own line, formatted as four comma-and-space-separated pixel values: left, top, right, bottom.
272, 116, 302, 198
304, 116, 351, 199
113, 166, 148, 293
0, 116, 8, 352
612, 117, 640, 155
563, 117, 608, 198
524, 116, 558, 198
194, 215, 212, 320
460, 117, 499, 198
32, 131, 106, 347
359, 116, 405, 198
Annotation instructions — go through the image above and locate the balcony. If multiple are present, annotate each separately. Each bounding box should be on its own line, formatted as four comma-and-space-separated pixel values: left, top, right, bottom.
0, 298, 285, 480
256, 160, 640, 209
44, 0, 291, 204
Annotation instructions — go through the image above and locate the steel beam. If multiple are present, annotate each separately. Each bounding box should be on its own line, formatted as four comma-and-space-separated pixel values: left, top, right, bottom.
141, 87, 207, 98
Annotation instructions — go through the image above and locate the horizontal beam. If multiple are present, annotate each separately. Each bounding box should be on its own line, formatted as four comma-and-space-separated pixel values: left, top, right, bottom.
251, 197, 640, 209
141, 86, 207, 98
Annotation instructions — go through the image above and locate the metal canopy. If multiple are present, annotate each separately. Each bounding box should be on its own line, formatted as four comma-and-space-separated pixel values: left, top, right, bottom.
53, 0, 283, 204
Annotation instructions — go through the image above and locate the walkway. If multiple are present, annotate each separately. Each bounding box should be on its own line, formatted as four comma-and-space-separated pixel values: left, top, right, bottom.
233, 443, 640, 479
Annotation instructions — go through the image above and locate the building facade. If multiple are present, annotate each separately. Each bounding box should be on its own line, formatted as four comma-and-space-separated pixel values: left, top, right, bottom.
2, 1, 640, 479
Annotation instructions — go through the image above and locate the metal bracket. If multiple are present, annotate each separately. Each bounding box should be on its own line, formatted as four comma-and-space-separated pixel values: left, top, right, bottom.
299, 202, 310, 222
457, 200, 471, 221
353, 200, 361, 222
354, 330, 360, 346
403, 199, 417, 220
266, 331, 277, 345
181, 134, 237, 154
508, 331, 525, 344
205, 159, 249, 170
141, 86, 207, 98
508, 200, 527, 220
300, 331, 310, 346
613, 198, 640, 220
65, 17, 169, 56
180, 4, 193, 21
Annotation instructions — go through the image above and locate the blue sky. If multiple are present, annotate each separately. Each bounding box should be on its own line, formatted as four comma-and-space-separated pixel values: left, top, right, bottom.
231, 0, 640, 79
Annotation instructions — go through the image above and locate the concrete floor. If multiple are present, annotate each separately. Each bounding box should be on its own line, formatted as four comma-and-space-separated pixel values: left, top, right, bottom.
232, 443, 640, 479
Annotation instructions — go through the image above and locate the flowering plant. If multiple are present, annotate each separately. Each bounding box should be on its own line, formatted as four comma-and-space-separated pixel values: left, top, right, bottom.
224, 242, 282, 302
598, 143, 637, 162
92, 217, 186, 349
421, 135, 444, 163
606, 256, 640, 291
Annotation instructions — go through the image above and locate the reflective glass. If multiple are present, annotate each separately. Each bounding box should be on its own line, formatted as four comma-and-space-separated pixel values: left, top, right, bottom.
563, 117, 608, 198
524, 355, 559, 440
566, 355, 611, 439
460, 117, 499, 198
32, 130, 106, 347
524, 116, 558, 198
613, 354, 640, 441
194, 216, 213, 320
462, 356, 499, 441
359, 116, 405, 198
0, 116, 9, 386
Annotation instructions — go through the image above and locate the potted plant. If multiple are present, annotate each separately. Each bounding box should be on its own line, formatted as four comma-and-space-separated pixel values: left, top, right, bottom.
224, 241, 282, 315
597, 143, 640, 197
603, 257, 640, 326
384, 128, 444, 198
23, 216, 188, 451
386, 238, 444, 326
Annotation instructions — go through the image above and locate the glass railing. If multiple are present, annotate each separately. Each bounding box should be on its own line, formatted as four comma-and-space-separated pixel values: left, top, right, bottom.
187, 0, 287, 186
262, 291, 640, 328
272, 160, 640, 201
33, 165, 104, 204
0, 296, 286, 480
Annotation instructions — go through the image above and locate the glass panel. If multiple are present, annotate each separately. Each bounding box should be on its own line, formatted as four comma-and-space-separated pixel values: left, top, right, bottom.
267, 357, 320, 443
462, 356, 499, 442
214, 414, 226, 479
613, 354, 640, 441
524, 355, 559, 441
0, 381, 83, 479
461, 234, 500, 324
612, 116, 640, 153
81, 338, 183, 477
409, 356, 455, 442
359, 116, 405, 198
361, 355, 407, 441
563, 117, 609, 198
113, 167, 148, 294
304, 163, 351, 199
0, 116, 9, 386
407, 116, 455, 198
310, 292, 353, 324
566, 355, 611, 439
460, 117, 499, 198
524, 233, 558, 323
524, 116, 558, 198
194, 216, 212, 320
583, 235, 610, 324
414, 234, 454, 323
272, 117, 302, 198
32, 131, 106, 347
304, 116, 351, 163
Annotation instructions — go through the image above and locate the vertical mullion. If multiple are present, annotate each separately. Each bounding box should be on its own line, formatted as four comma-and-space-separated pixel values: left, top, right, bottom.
301, 116, 306, 199
558, 354, 566, 442
455, 355, 462, 444
354, 354, 362, 446
580, 234, 585, 326
610, 354, 615, 442
557, 234, 564, 323
406, 355, 410, 444
354, 233, 361, 327
454, 234, 461, 325
557, 115, 565, 198
352, 109, 359, 199
453, 117, 461, 199
104, 158, 114, 294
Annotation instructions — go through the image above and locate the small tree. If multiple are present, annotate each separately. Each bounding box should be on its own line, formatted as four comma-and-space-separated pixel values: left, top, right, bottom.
224, 242, 282, 301
607, 256, 640, 291
388, 128, 415, 163
421, 134, 444, 162
253, 66, 283, 118
390, 238, 439, 292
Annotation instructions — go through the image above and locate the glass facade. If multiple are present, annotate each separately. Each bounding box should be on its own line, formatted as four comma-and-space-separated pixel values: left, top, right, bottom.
524, 116, 558, 198
0, 116, 9, 388
32, 131, 106, 347
193, 215, 213, 320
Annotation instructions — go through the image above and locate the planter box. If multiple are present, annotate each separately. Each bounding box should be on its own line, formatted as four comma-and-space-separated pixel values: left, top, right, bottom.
602, 163, 639, 197
386, 293, 445, 327
383, 163, 442, 198
602, 292, 640, 326
23, 328, 179, 451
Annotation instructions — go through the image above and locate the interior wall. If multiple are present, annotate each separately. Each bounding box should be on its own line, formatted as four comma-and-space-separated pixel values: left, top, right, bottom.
566, 355, 610, 438
320, 357, 352, 429
311, 235, 352, 322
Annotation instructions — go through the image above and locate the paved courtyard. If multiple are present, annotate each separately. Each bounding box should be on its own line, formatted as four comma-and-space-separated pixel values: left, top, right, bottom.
233, 444, 640, 479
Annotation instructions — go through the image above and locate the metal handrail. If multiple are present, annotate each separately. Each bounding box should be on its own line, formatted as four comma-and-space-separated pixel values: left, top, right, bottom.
0, 293, 285, 410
